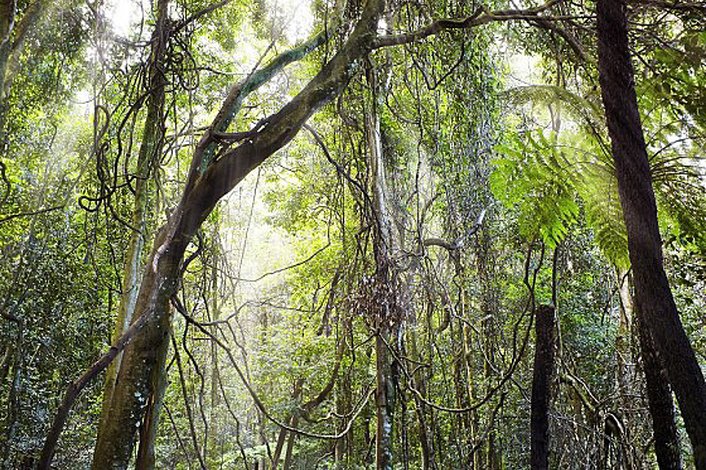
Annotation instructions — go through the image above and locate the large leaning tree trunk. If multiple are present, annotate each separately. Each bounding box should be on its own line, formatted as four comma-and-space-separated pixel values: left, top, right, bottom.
86, 0, 387, 468
530, 305, 555, 470
597, 0, 706, 467
94, 0, 170, 467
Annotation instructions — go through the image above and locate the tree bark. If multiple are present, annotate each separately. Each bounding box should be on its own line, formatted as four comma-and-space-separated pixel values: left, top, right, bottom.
531, 305, 555, 470
597, 0, 706, 467
619, 270, 681, 469
637, 308, 682, 470
134, 329, 171, 469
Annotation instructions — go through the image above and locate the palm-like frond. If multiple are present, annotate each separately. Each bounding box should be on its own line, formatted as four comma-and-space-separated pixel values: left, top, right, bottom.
495, 84, 705, 267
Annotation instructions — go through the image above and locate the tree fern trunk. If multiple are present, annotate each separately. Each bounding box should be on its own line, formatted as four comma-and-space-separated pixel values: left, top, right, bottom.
531, 305, 555, 470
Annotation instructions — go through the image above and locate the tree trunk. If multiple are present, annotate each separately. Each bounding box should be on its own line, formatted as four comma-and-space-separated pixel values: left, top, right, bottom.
282, 416, 298, 470
271, 380, 302, 470
619, 271, 681, 469
271, 422, 290, 470
93, 1, 170, 468
597, 0, 706, 467
375, 332, 395, 470
91, 228, 185, 469
97, 0, 169, 442
208, 244, 221, 465
531, 305, 555, 470
637, 309, 682, 470
0, 38, 10, 140
365, 81, 398, 470
615, 271, 633, 399
615, 271, 639, 470
134, 330, 171, 469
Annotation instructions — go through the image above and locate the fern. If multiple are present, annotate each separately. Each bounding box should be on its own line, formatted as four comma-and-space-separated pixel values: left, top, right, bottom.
492, 130, 579, 249
496, 81, 706, 267
653, 155, 706, 252
578, 163, 630, 269
492, 126, 630, 264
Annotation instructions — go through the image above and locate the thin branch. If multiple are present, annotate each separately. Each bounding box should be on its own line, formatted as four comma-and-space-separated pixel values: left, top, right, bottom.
423, 206, 488, 251
633, 0, 706, 12
0, 204, 65, 224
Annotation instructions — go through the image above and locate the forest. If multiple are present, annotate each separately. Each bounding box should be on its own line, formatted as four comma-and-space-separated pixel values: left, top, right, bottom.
0, 0, 705, 468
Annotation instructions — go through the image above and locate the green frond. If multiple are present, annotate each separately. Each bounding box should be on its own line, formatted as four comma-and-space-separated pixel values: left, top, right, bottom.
493, 127, 630, 265
492, 129, 579, 248
578, 170, 630, 269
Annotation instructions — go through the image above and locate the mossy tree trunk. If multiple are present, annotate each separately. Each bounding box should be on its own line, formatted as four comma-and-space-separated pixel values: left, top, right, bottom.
95, 0, 170, 466
364, 63, 402, 470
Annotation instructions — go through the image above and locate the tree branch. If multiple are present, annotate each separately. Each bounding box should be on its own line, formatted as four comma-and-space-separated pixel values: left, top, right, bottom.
185, 23, 339, 183
373, 0, 586, 61
423, 207, 488, 251
0, 204, 64, 224
633, 0, 706, 12
175, 0, 386, 242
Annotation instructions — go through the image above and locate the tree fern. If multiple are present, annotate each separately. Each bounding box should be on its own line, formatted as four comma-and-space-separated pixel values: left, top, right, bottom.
495, 84, 705, 268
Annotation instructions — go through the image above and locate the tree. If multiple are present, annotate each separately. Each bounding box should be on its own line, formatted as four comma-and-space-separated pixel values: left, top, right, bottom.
42, 0, 387, 467
597, 0, 706, 466
94, 0, 171, 467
